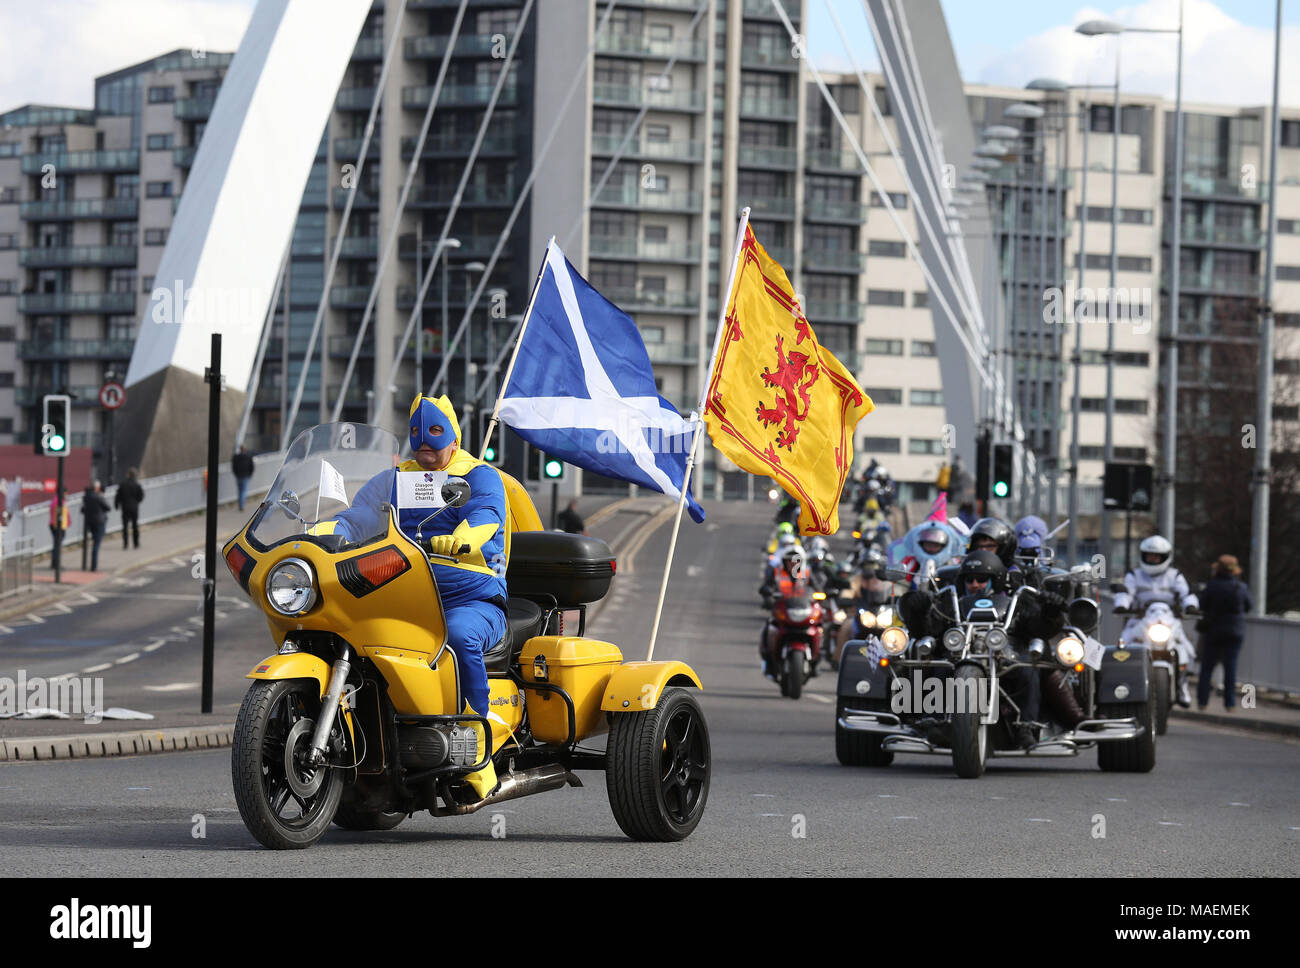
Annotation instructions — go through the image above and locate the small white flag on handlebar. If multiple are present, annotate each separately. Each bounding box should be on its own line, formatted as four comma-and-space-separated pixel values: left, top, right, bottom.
319, 459, 349, 507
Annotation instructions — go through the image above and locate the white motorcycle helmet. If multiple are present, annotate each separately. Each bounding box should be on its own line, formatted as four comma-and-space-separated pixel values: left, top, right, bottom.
1139, 535, 1173, 577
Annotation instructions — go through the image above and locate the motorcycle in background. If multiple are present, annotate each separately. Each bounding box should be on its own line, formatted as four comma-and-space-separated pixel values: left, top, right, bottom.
762, 585, 825, 699
1117, 599, 1192, 736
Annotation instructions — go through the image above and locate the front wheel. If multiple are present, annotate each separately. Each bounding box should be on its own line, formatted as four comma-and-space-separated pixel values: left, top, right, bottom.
606, 687, 710, 841
950, 666, 988, 779
232, 679, 345, 849
1154, 668, 1171, 736
785, 650, 804, 699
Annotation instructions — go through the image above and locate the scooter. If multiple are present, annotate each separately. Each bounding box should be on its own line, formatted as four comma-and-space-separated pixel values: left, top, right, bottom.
224, 422, 710, 848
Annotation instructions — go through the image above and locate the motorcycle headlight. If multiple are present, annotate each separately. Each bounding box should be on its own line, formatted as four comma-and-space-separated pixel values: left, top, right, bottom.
1148, 624, 1172, 644
858, 609, 877, 629
875, 605, 894, 627
266, 558, 316, 615
1055, 636, 1084, 666
787, 605, 812, 621
834, 609, 847, 624
942, 627, 966, 653
880, 626, 909, 656
985, 627, 1009, 652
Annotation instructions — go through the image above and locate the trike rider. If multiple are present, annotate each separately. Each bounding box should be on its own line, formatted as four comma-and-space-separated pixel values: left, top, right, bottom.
314, 394, 507, 801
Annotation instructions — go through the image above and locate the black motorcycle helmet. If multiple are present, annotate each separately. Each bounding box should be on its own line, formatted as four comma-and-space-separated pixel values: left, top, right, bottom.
958, 549, 1006, 595
967, 517, 1015, 567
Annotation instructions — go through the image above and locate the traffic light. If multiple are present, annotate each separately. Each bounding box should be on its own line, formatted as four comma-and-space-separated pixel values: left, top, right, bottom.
479, 412, 501, 465
975, 432, 990, 501
992, 443, 1013, 500
40, 394, 71, 457
542, 454, 565, 481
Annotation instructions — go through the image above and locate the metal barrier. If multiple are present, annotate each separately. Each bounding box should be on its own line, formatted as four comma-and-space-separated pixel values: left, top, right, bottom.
0, 536, 34, 598
0, 452, 283, 559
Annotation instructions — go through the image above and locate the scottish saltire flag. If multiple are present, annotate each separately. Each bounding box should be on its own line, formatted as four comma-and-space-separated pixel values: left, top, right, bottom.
499, 241, 706, 522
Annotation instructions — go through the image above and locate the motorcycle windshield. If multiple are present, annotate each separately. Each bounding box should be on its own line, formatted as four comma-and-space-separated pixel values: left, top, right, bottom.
246, 423, 400, 550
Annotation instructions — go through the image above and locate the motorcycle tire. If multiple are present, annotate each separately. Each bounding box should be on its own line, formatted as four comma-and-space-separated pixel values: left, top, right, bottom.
950, 666, 988, 779
835, 700, 893, 767
606, 687, 710, 842
785, 651, 803, 700
1154, 668, 1171, 736
232, 679, 345, 850
1097, 696, 1157, 773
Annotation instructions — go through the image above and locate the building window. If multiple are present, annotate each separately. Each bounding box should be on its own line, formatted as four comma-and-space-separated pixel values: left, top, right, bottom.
1277, 219, 1300, 235
113, 174, 139, 199
1281, 120, 1300, 148
865, 338, 904, 355
144, 228, 168, 245
861, 436, 900, 453
109, 269, 135, 294
644, 174, 668, 193
1080, 445, 1147, 461
870, 191, 907, 209
1080, 349, 1150, 367
868, 239, 906, 258
910, 389, 943, 406
141, 275, 155, 293
867, 289, 905, 307
1275, 358, 1300, 375
0, 280, 13, 295
0, 143, 19, 158
148, 86, 175, 103
863, 387, 901, 404
1277, 313, 1300, 328
640, 325, 665, 344
1080, 397, 1149, 415
111, 223, 137, 247
146, 133, 173, 150
0, 186, 17, 202
146, 181, 173, 198
1276, 265, 1300, 282
1087, 253, 1152, 272
910, 340, 936, 357
1077, 205, 1152, 225
643, 224, 668, 243
912, 291, 929, 308
645, 123, 671, 143
909, 438, 945, 455
0, 233, 15, 250
1274, 405, 1299, 421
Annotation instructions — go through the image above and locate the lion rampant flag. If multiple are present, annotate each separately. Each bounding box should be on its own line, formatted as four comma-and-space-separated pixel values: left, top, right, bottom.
703, 225, 873, 535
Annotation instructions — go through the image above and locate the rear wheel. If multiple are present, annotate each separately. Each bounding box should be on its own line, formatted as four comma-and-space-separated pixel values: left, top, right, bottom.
606, 687, 710, 841
1097, 695, 1157, 773
785, 651, 803, 699
1154, 668, 1171, 736
835, 700, 893, 767
950, 665, 988, 779
232, 679, 345, 849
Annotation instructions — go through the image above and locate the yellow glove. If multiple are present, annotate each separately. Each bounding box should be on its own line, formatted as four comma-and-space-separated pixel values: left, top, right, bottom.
425, 534, 462, 556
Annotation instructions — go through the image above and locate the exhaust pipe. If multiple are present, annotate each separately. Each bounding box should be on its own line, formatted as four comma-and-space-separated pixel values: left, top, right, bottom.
441, 763, 583, 816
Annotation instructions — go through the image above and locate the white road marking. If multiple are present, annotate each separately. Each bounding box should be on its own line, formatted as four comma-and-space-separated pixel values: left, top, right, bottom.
1026, 818, 1053, 823
1106, 797, 1128, 802
893, 816, 918, 820
25, 613, 44, 624
83, 663, 112, 673
989, 796, 1006, 800
758, 813, 784, 817
752, 793, 777, 798
0, 625, 12, 635
114, 653, 140, 665
877, 794, 898, 798
687, 565, 702, 577
1157, 821, 1184, 826
806, 693, 833, 704
78, 592, 98, 604
142, 682, 198, 692
143, 639, 166, 653
1229, 802, 1250, 807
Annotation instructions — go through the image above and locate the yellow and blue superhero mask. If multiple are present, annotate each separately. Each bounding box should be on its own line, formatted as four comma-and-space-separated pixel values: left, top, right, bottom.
409, 393, 460, 452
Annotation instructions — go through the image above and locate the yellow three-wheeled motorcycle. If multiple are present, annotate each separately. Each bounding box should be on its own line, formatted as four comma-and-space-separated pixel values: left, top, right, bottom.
223, 423, 709, 848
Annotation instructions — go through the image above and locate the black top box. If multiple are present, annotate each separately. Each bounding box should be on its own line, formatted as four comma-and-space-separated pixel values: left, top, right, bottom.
507, 531, 617, 607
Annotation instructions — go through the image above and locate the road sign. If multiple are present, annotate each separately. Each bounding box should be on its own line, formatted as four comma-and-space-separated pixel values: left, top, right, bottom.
99, 381, 126, 410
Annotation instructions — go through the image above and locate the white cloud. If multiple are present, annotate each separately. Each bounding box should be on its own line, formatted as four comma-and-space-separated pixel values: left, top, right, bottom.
0, 0, 254, 111
972, 0, 1300, 108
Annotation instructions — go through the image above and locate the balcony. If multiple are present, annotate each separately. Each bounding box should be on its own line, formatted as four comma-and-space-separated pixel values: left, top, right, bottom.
803, 300, 863, 323
332, 186, 380, 209
329, 336, 374, 358
747, 196, 795, 218
401, 83, 518, 109
739, 144, 798, 169
802, 248, 865, 272
333, 137, 379, 160
14, 385, 105, 407
1163, 269, 1261, 297
409, 182, 517, 207
336, 87, 378, 111
740, 46, 798, 70
352, 35, 384, 59
400, 132, 518, 159
19, 245, 136, 268
1173, 171, 1265, 201
337, 236, 378, 258
590, 134, 704, 162
592, 83, 705, 112
18, 291, 135, 314
1165, 222, 1263, 248
743, 0, 794, 17
805, 197, 868, 222
588, 236, 701, 262
594, 33, 706, 60
17, 338, 135, 360
19, 197, 138, 220
644, 341, 701, 365
619, 0, 705, 8
21, 149, 139, 175
330, 286, 376, 308
805, 148, 858, 172
173, 145, 197, 168
397, 233, 499, 259
591, 187, 703, 212
175, 96, 217, 121
739, 95, 797, 119
763, 245, 794, 266
404, 35, 510, 59
597, 287, 699, 313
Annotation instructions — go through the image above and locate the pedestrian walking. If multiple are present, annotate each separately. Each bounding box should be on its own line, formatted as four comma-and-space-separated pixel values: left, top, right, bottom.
49, 487, 69, 572
82, 480, 110, 572
114, 467, 144, 549
1196, 554, 1254, 711
557, 499, 587, 535
232, 445, 255, 511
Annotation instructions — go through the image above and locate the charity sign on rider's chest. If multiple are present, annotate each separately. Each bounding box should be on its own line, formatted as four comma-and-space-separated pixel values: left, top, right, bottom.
395, 470, 447, 510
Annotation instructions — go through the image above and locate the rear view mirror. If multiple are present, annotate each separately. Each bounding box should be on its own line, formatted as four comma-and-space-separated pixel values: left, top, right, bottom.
279, 489, 301, 520
441, 477, 471, 508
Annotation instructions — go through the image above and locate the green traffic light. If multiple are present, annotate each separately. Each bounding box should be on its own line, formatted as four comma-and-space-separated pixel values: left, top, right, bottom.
484, 446, 497, 462
544, 459, 563, 479
49, 434, 66, 452
992, 480, 1009, 498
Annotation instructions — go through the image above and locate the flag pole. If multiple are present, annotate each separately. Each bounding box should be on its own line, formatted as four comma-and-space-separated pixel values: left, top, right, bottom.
479, 236, 553, 461
646, 207, 751, 661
